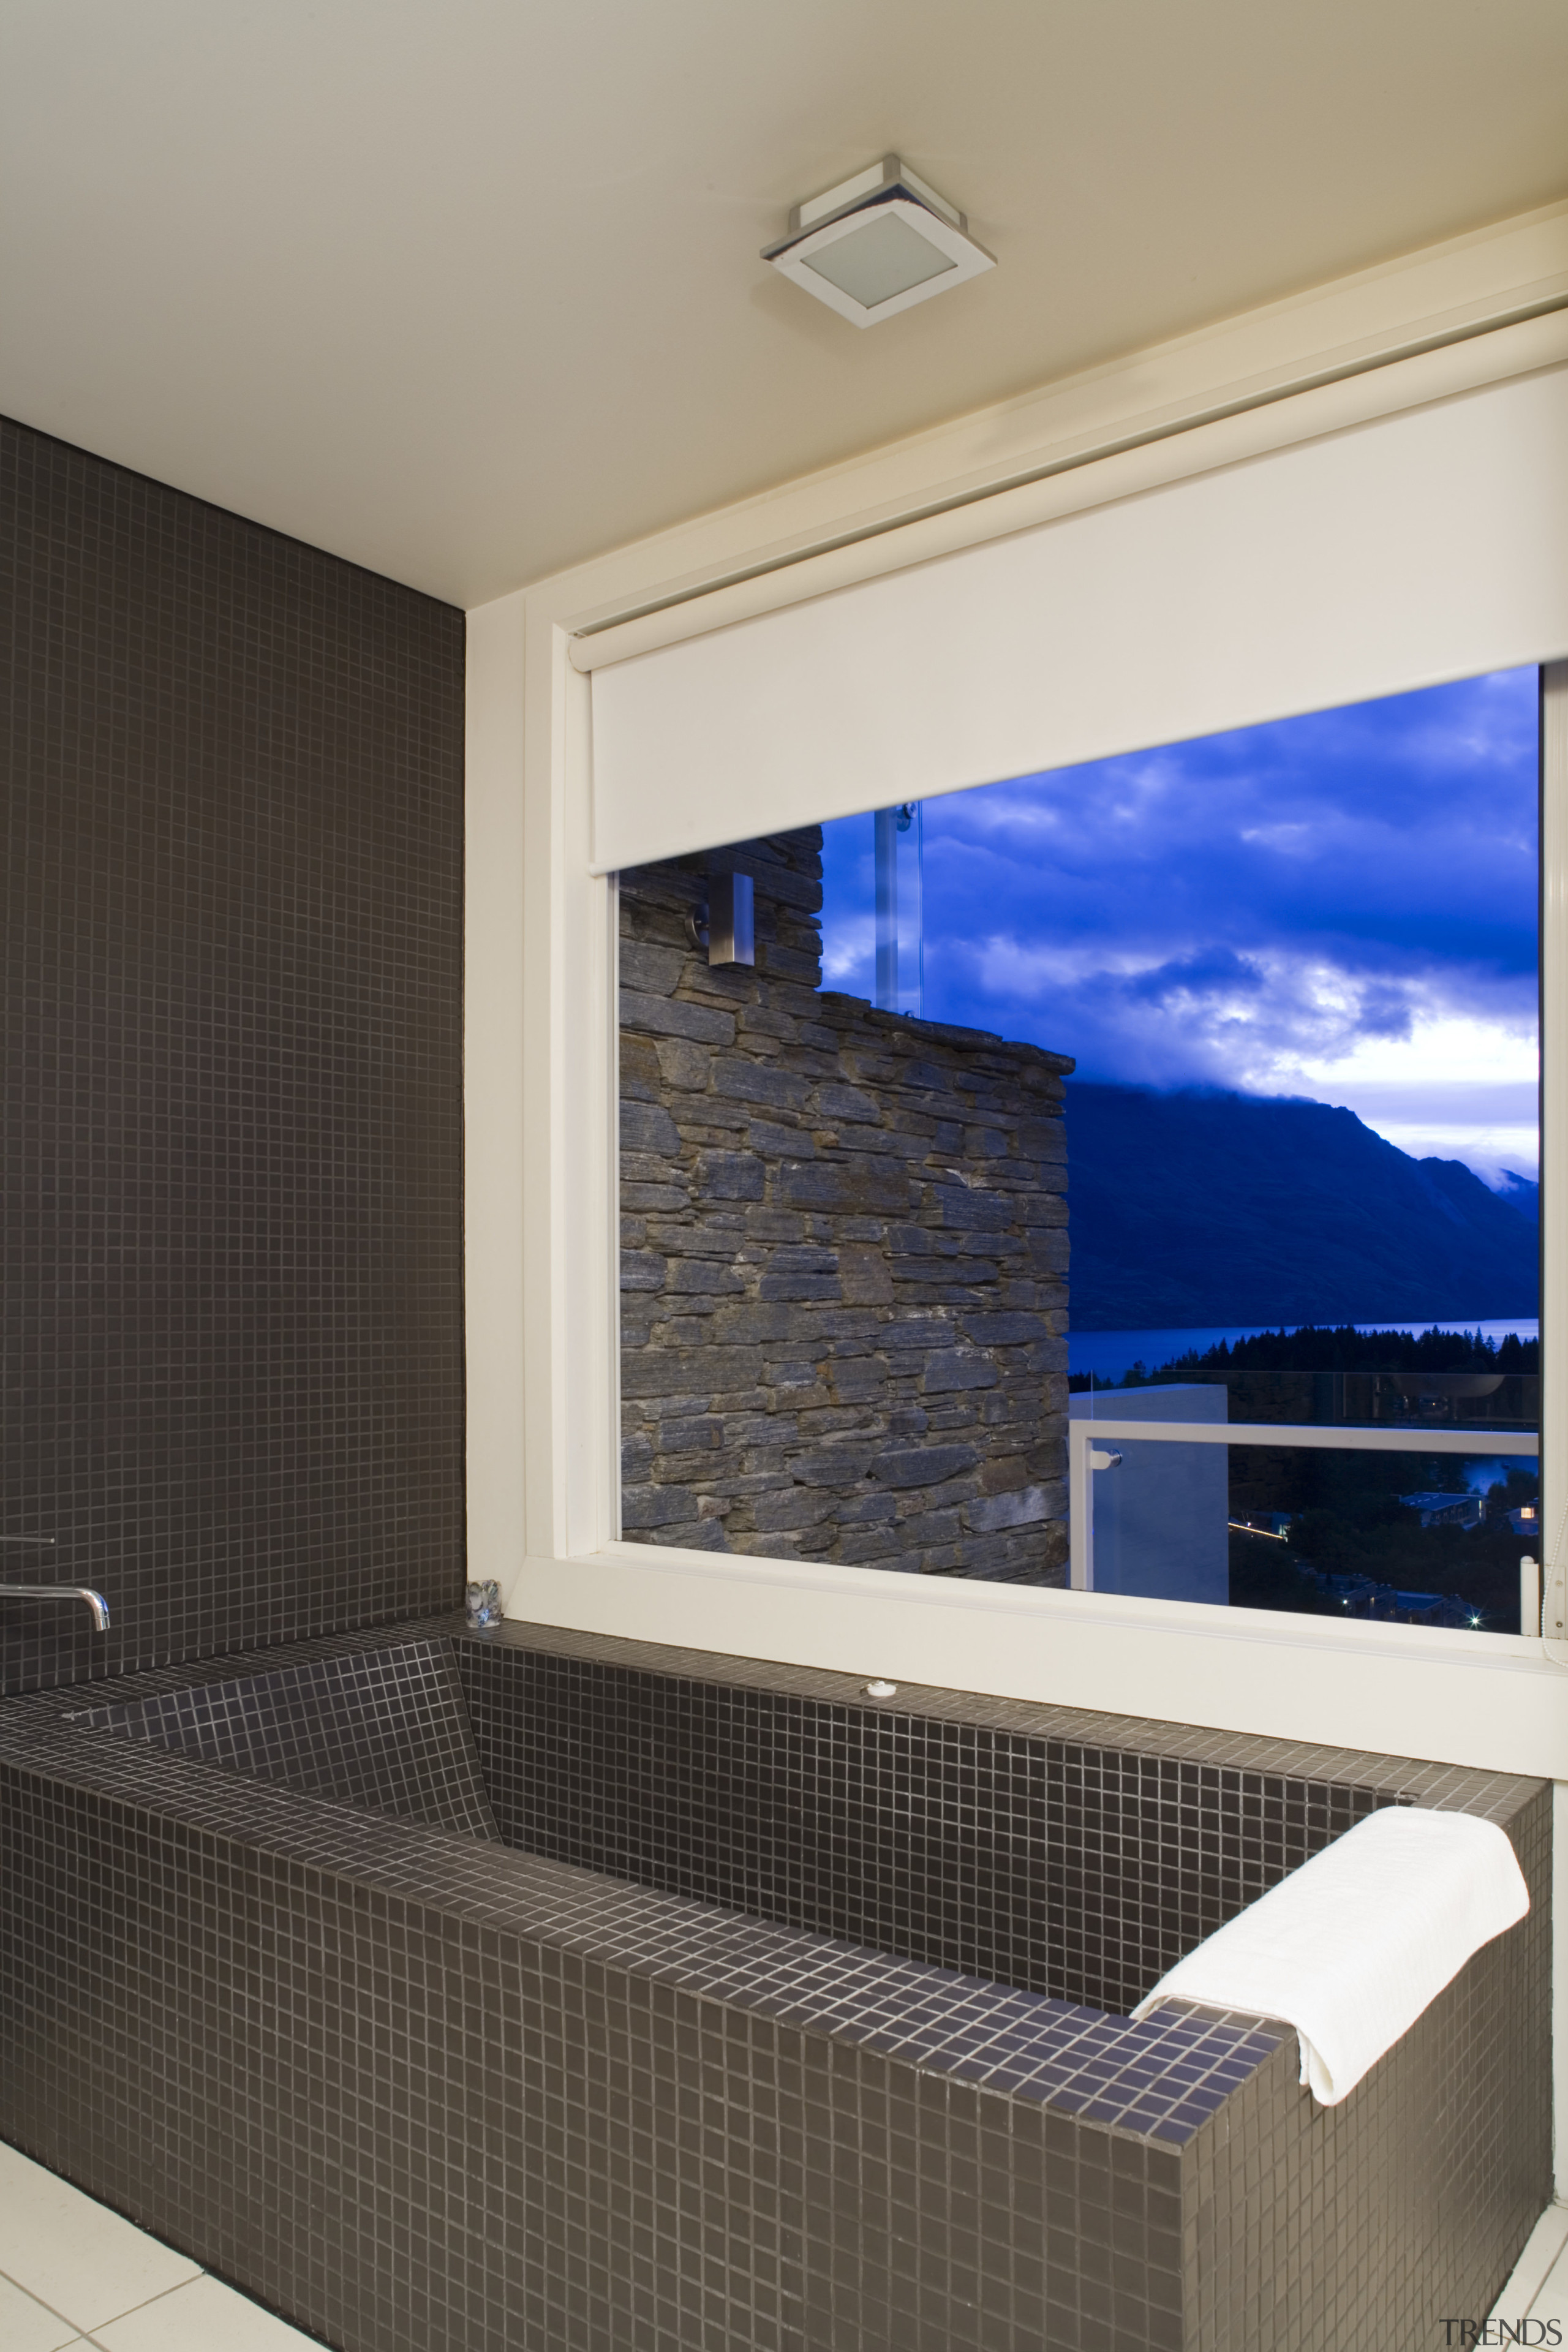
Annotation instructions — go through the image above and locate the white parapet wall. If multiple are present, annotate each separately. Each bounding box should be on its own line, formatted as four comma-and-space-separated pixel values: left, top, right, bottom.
1069, 1385, 1229, 1603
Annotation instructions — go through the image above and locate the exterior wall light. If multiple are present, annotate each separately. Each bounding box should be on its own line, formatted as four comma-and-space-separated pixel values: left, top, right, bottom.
684, 870, 755, 967
762, 156, 994, 327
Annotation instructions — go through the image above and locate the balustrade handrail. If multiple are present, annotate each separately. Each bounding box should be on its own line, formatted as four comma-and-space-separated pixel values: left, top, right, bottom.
1066, 1419, 1538, 1453
1066, 1415, 1537, 1594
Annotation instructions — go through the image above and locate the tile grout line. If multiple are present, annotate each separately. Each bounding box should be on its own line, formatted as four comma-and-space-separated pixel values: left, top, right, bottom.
0, 2264, 115, 2343
0, 2255, 209, 2347
1526, 2209, 1568, 2316
5, 2297, 86, 2349
91, 2269, 216, 2334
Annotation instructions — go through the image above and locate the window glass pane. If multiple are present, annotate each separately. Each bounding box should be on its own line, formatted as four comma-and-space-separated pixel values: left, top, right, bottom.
619, 669, 1539, 1631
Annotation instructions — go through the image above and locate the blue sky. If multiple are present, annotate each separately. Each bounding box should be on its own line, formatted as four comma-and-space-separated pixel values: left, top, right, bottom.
820, 668, 1540, 1183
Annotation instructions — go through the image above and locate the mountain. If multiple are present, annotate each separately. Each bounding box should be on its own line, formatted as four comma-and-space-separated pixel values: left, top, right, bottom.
1066, 1084, 1540, 1330
1492, 1169, 1539, 1222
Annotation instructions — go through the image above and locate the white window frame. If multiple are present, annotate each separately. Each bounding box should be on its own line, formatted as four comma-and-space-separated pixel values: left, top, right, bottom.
465, 200, 1568, 1787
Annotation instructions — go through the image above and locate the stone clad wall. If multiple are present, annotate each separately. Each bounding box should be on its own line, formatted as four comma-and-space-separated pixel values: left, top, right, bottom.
619, 829, 1072, 1582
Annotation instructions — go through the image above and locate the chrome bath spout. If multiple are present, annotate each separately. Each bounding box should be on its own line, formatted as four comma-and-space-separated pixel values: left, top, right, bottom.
0, 1585, 111, 1631
0, 1537, 109, 1630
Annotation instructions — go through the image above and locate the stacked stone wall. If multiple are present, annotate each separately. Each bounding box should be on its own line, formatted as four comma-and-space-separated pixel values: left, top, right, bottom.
619, 829, 1072, 1582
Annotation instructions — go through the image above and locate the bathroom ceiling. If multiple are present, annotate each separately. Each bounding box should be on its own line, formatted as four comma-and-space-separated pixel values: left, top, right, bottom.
4, 0, 1566, 608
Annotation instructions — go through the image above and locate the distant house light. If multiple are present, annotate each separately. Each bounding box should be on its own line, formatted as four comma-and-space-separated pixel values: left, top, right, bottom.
762, 156, 995, 327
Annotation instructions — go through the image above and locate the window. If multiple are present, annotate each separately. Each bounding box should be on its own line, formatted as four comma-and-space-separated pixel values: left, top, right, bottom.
466, 268, 1568, 1774
617, 671, 1542, 1636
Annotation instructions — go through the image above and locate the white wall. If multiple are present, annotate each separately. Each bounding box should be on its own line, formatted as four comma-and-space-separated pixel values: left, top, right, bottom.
462, 593, 528, 1600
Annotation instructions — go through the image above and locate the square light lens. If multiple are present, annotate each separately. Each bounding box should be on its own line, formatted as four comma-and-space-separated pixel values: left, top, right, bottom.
801, 212, 957, 311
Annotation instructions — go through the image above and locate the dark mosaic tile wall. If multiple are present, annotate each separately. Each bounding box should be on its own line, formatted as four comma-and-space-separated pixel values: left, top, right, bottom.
0, 1744, 1210, 2352
1177, 1779, 1552, 2348
72, 1640, 497, 1838
0, 1624, 1549, 2352
457, 1638, 1393, 2017
0, 418, 466, 1693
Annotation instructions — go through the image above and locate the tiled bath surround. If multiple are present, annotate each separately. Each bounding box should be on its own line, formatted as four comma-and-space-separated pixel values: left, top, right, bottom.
0, 418, 466, 1697
0, 1622, 1549, 2350
454, 1640, 1393, 2018
75, 1641, 498, 1839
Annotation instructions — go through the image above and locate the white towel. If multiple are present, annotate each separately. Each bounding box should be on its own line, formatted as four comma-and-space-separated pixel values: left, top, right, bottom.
1129, 1805, 1528, 2105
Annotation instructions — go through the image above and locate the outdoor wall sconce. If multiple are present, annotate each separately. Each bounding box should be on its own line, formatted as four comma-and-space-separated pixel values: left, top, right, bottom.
685, 871, 755, 967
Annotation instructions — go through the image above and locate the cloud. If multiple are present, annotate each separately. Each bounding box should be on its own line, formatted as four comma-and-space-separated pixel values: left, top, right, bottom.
820, 668, 1539, 1176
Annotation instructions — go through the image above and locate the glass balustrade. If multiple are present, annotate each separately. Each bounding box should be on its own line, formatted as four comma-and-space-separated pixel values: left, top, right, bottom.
1069, 1372, 1540, 1631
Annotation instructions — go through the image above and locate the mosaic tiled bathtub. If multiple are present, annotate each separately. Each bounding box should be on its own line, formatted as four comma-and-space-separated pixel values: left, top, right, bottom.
0, 1619, 1550, 2351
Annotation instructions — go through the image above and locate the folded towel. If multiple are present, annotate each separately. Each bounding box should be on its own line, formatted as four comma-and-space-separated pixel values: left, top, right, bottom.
1129, 1806, 1528, 2104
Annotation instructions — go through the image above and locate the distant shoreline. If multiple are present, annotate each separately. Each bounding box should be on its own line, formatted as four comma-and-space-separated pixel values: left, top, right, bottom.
1069, 1319, 1540, 1385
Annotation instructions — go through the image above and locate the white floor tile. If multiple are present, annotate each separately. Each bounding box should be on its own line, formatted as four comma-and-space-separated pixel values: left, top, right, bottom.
1490, 2199, 1568, 2318
88, 2274, 321, 2350
0, 2145, 200, 2334
0, 2272, 85, 2352
1529, 2251, 1568, 2326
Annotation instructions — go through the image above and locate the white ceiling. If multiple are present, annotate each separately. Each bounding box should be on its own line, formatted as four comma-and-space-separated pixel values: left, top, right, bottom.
5, 0, 1566, 609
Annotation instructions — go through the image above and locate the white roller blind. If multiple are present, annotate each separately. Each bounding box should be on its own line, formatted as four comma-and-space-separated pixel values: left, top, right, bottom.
589, 359, 1568, 875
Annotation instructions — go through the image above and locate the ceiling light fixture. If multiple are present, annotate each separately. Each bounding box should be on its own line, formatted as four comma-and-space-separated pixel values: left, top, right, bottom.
762, 155, 994, 327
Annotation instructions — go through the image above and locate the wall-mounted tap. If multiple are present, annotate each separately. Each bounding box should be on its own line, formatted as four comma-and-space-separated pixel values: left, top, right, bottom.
0, 1536, 110, 1632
